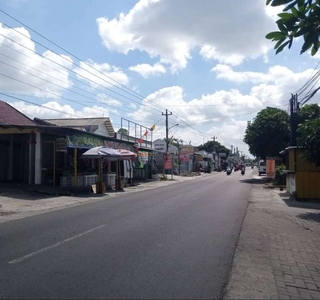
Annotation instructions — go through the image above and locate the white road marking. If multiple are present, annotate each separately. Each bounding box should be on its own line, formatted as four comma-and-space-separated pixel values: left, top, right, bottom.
8, 224, 107, 264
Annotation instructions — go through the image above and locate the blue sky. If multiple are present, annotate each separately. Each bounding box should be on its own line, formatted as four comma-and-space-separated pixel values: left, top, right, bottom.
0, 0, 319, 156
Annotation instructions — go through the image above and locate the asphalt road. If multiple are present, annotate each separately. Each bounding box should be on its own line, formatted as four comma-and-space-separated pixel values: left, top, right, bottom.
0, 169, 253, 299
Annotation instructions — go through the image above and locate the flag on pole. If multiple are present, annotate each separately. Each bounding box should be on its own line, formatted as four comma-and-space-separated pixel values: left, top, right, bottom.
150, 124, 156, 131
144, 130, 148, 136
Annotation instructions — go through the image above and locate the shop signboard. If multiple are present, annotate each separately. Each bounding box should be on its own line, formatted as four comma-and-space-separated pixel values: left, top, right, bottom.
154, 140, 166, 151
163, 154, 173, 170
266, 157, 276, 178
180, 145, 194, 154
67, 133, 104, 149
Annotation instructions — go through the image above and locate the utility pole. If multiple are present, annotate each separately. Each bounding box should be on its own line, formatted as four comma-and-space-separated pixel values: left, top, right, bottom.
162, 109, 172, 154
211, 136, 216, 142
290, 93, 299, 146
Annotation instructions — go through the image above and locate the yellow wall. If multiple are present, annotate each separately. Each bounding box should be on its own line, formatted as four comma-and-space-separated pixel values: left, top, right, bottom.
288, 148, 320, 172
296, 172, 320, 199
288, 150, 295, 171
288, 148, 320, 199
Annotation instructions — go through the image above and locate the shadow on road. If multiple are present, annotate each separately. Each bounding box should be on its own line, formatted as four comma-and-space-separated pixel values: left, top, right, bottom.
297, 212, 320, 223
0, 184, 106, 201
278, 191, 320, 210
239, 178, 269, 185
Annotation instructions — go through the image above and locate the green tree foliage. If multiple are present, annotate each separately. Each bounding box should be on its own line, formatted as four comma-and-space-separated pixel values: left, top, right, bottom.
265, 0, 320, 56
298, 103, 320, 123
118, 128, 129, 135
244, 107, 290, 158
198, 141, 231, 157
297, 118, 320, 165
297, 103, 320, 165
164, 137, 183, 147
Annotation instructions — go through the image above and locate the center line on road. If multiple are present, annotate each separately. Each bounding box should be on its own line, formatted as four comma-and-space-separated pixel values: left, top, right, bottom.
8, 224, 107, 264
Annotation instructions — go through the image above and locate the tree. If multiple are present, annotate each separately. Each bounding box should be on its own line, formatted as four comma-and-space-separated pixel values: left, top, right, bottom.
164, 137, 183, 147
198, 141, 231, 157
297, 103, 320, 165
265, 0, 320, 56
118, 128, 128, 135
298, 103, 320, 124
244, 107, 290, 159
297, 118, 320, 165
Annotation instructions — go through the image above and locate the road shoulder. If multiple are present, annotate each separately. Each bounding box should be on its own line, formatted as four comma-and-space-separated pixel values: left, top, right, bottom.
224, 177, 320, 299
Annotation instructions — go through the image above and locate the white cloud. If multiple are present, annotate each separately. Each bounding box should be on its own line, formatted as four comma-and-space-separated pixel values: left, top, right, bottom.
97, 0, 278, 70
212, 64, 317, 106
73, 59, 129, 89
208, 120, 249, 154
265, 4, 284, 21
9, 101, 112, 119
129, 86, 263, 130
97, 93, 122, 106
212, 64, 271, 84
129, 62, 166, 78
0, 23, 73, 98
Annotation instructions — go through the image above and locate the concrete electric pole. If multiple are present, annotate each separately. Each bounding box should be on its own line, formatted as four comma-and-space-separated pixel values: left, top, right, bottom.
162, 109, 172, 154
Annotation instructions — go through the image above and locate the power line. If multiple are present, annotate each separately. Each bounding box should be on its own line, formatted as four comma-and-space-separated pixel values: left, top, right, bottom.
0, 72, 162, 126
0, 18, 147, 102
0, 14, 211, 137
0, 13, 236, 140
0, 58, 160, 120
0, 93, 164, 134
0, 31, 207, 137
0, 92, 103, 119
0, 33, 165, 117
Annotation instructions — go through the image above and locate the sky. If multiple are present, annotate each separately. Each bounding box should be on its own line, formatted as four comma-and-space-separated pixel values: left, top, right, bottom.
0, 0, 320, 157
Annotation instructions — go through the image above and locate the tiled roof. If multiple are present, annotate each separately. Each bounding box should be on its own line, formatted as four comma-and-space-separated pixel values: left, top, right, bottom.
0, 101, 36, 126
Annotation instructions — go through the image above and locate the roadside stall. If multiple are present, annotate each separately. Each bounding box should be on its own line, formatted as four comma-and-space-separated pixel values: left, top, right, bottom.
81, 147, 137, 193
81, 146, 122, 193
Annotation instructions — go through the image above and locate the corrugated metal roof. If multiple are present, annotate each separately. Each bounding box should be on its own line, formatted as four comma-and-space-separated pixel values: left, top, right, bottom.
0, 101, 36, 126
44, 118, 108, 126
43, 117, 115, 136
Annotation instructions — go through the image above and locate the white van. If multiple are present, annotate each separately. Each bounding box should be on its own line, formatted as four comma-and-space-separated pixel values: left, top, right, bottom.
258, 160, 266, 176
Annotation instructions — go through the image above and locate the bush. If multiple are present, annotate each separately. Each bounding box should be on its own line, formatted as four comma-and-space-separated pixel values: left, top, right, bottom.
274, 164, 286, 185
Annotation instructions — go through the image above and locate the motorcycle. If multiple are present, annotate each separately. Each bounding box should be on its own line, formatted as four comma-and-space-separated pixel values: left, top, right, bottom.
226, 168, 231, 175
204, 165, 212, 173
241, 170, 245, 175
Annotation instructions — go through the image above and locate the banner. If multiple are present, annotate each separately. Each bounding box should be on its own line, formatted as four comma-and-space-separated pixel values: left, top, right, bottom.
180, 145, 194, 154
266, 157, 276, 178
137, 151, 149, 168
163, 154, 173, 170
67, 134, 104, 149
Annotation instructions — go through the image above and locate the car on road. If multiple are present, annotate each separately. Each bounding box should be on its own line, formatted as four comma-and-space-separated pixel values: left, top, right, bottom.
258, 160, 266, 176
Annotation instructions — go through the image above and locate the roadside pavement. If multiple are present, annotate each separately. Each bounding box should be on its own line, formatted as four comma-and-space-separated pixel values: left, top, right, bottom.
0, 172, 215, 224
224, 173, 320, 299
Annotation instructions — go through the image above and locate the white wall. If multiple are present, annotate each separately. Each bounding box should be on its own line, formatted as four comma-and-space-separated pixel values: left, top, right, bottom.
94, 124, 110, 137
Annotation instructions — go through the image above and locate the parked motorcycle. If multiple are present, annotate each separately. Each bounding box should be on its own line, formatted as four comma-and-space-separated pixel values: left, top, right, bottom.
241, 170, 245, 175
204, 165, 212, 173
